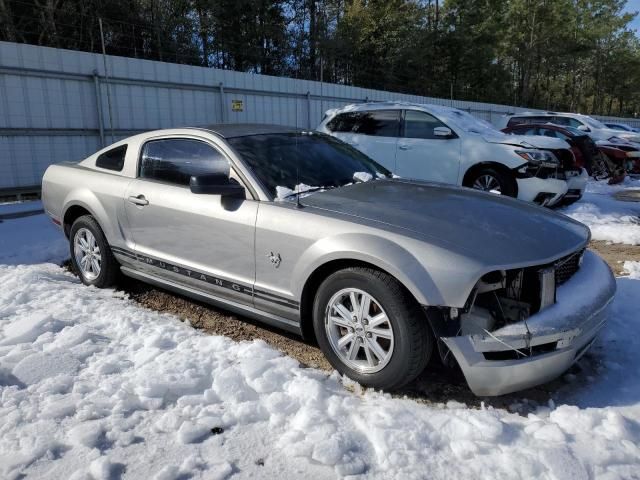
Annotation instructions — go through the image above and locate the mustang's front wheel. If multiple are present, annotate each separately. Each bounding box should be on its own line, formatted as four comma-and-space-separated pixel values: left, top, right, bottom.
313, 267, 432, 390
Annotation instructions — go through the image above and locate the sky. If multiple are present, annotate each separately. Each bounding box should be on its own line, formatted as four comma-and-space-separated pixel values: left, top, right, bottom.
625, 0, 640, 32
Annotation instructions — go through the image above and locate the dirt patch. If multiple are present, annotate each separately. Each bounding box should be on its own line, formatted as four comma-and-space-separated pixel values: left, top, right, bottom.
119, 275, 333, 371
613, 189, 640, 202
588, 240, 640, 274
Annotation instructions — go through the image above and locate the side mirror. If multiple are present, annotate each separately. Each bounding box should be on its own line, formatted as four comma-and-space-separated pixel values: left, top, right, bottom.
577, 125, 590, 132
189, 173, 245, 197
434, 126, 454, 138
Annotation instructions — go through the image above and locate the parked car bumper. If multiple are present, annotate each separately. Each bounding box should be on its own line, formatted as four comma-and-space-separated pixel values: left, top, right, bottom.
516, 177, 568, 206
441, 250, 616, 396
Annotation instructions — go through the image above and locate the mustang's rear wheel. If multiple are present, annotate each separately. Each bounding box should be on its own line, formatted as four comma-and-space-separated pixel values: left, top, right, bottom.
313, 267, 432, 390
69, 215, 119, 288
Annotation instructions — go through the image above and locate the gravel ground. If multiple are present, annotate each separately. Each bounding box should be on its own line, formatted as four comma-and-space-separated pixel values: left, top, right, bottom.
82, 238, 634, 411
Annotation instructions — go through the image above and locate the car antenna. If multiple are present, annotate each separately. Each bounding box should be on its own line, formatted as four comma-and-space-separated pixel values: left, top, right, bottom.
295, 165, 301, 208
295, 131, 302, 208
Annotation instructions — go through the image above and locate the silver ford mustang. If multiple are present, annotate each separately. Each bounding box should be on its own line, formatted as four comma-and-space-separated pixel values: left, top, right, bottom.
41, 124, 616, 396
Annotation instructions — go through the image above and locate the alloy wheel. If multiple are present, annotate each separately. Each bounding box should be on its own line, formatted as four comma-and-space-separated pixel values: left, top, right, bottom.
472, 174, 502, 194
73, 227, 102, 280
325, 288, 394, 373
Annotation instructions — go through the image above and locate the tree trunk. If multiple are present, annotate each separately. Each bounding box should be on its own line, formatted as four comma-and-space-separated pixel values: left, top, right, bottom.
35, 0, 61, 47
0, 0, 18, 42
196, 6, 210, 67
309, 0, 318, 80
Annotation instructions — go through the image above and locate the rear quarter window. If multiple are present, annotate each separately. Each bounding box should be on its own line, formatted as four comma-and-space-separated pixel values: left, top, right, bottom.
327, 110, 401, 137
327, 112, 360, 132
96, 145, 127, 172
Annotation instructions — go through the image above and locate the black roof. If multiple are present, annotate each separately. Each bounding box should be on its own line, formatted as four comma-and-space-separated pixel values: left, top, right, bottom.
194, 123, 301, 139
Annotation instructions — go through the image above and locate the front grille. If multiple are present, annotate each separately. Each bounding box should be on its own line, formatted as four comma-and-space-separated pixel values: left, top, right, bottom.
555, 249, 584, 285
483, 341, 557, 361
501, 248, 584, 314
474, 248, 585, 325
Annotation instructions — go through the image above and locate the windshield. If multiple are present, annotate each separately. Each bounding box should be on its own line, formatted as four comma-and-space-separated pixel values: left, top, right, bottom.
430, 107, 502, 136
563, 126, 587, 136
228, 132, 390, 199
581, 116, 606, 129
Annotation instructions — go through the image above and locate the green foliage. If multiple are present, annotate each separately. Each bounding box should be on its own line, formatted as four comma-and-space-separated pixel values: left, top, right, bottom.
1, 0, 639, 115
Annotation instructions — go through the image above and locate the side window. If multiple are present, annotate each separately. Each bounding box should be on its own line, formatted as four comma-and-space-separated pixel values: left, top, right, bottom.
403, 110, 449, 139
510, 127, 538, 136
540, 128, 570, 141
552, 116, 582, 128
507, 116, 548, 127
326, 112, 359, 133
96, 145, 127, 172
139, 138, 229, 186
567, 118, 584, 128
353, 110, 400, 137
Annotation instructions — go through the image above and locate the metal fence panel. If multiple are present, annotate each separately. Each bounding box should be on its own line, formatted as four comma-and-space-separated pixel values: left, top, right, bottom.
2, 40, 640, 192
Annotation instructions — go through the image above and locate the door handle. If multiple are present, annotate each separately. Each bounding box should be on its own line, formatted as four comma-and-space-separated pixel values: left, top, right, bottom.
128, 195, 149, 206
398, 145, 410, 150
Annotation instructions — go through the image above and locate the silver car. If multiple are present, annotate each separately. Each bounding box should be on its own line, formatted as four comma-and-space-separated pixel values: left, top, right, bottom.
41, 125, 616, 396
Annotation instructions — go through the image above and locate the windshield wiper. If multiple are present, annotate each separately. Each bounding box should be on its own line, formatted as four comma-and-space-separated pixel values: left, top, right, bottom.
282, 185, 334, 200
282, 174, 379, 200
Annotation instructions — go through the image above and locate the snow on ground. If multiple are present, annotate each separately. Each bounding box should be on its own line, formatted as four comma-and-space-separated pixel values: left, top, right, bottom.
0, 187, 640, 479
562, 177, 640, 245
0, 201, 67, 265
2, 262, 640, 480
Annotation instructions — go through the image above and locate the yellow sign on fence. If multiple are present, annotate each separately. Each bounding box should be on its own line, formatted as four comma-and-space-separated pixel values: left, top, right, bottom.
231, 99, 243, 112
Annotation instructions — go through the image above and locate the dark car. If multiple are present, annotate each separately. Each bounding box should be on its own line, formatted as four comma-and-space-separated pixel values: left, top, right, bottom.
502, 124, 598, 173
502, 123, 638, 182
604, 122, 640, 133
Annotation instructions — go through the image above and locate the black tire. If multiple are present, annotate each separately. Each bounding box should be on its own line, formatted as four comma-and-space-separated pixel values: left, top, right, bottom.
312, 267, 432, 390
69, 215, 119, 288
465, 167, 517, 197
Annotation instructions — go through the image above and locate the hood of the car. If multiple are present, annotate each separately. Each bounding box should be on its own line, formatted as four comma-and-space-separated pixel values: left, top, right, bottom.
589, 128, 637, 142
612, 132, 640, 144
482, 133, 569, 150
302, 179, 589, 267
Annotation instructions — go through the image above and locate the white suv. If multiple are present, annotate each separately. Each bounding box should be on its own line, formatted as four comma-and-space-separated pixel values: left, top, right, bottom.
498, 111, 640, 143
318, 102, 583, 206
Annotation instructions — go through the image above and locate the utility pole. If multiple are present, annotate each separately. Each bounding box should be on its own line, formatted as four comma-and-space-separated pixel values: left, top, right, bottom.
99, 18, 115, 144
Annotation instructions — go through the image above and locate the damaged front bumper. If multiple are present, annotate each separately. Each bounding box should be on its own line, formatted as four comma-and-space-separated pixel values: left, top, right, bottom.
516, 176, 568, 206
441, 250, 616, 396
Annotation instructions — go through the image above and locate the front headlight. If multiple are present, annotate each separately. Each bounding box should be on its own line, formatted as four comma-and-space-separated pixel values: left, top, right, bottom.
515, 149, 559, 167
